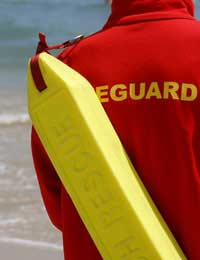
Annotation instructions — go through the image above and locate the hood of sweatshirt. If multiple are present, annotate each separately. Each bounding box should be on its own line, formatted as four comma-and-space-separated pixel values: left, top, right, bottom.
104, 0, 195, 28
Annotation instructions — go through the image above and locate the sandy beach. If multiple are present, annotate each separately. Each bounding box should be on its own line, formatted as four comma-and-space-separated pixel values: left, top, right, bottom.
0, 239, 63, 260
0, 91, 64, 259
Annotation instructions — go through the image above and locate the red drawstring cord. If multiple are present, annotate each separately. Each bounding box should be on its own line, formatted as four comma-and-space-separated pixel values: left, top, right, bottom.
30, 32, 84, 92
36, 32, 84, 54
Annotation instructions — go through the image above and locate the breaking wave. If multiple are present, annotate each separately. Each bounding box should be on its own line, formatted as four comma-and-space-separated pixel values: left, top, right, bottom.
0, 113, 30, 126
0, 237, 63, 251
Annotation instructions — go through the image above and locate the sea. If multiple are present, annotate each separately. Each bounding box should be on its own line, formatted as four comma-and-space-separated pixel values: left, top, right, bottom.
0, 0, 200, 255
0, 0, 110, 252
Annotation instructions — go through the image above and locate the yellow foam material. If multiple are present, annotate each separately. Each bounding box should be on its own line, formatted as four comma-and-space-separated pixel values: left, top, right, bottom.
28, 52, 186, 260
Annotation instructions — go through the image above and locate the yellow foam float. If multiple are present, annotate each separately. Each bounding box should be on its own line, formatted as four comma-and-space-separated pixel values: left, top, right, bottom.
28, 52, 186, 260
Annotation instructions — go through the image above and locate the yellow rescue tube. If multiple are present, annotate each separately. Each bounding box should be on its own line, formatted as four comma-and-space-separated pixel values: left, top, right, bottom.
28, 52, 186, 260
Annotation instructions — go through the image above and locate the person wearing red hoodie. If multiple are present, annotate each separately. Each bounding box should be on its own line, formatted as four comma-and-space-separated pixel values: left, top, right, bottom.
31, 0, 200, 259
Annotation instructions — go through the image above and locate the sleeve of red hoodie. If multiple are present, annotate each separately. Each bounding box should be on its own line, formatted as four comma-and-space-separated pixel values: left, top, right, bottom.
31, 46, 75, 232
32, 127, 62, 231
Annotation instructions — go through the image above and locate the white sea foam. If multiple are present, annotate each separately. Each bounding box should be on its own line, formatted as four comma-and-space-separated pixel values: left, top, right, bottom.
0, 218, 23, 226
0, 237, 63, 251
0, 163, 7, 174
0, 113, 30, 126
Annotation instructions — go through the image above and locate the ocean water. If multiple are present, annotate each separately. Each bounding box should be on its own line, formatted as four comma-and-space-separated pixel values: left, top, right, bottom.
0, 0, 110, 252
0, 0, 110, 88
0, 0, 200, 254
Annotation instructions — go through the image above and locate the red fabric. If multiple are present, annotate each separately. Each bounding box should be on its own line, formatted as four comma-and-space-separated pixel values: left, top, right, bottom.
36, 32, 49, 54
31, 0, 200, 259
30, 55, 47, 92
32, 128, 62, 230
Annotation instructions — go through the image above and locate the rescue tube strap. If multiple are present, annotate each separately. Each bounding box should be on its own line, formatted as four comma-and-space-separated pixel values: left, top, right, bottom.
36, 32, 84, 54
30, 55, 47, 92
30, 32, 84, 92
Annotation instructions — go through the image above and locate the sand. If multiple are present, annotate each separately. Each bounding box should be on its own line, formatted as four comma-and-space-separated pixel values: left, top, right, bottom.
0, 239, 64, 260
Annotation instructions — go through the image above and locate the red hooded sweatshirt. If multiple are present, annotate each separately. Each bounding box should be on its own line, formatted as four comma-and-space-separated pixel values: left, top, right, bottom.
31, 0, 200, 259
